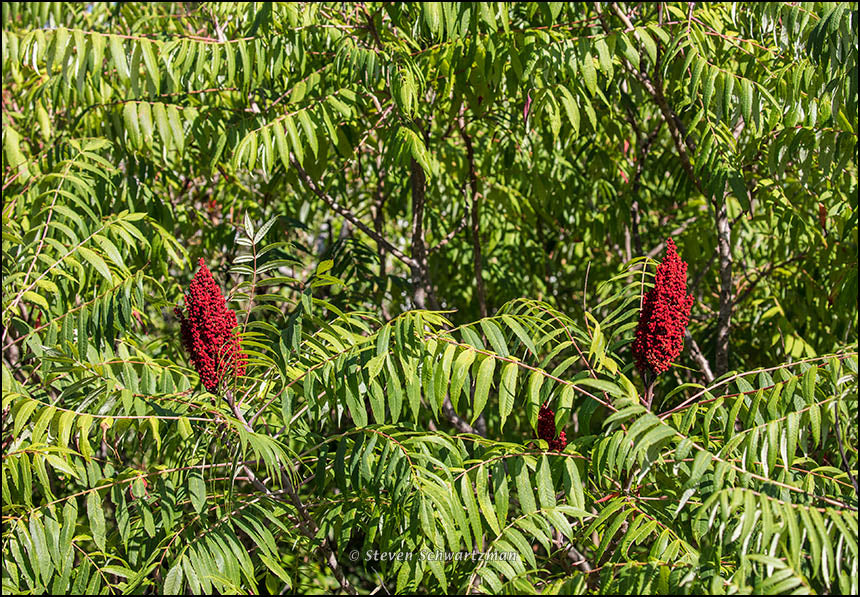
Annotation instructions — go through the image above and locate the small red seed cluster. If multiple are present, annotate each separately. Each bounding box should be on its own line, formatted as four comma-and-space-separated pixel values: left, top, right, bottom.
174, 258, 247, 393
537, 403, 567, 451
632, 238, 694, 377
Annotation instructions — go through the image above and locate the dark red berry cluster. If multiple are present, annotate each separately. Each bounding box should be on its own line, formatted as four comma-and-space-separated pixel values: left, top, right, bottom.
632, 238, 694, 377
174, 258, 247, 393
537, 403, 567, 451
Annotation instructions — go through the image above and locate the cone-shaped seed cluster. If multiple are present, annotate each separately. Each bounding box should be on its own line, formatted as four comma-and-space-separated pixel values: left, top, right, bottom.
537, 403, 567, 451
632, 238, 694, 377
174, 258, 247, 392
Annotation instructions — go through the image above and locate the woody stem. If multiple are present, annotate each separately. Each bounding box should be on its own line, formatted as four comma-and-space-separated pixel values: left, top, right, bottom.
643, 375, 657, 411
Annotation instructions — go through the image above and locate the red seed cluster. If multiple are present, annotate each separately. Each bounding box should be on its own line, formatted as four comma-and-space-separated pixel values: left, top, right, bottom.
537, 403, 567, 451
174, 258, 247, 393
632, 238, 694, 377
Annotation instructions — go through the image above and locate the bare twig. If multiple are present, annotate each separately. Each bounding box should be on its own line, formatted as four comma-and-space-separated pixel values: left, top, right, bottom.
646, 216, 700, 259
621, 107, 664, 260
713, 199, 733, 376
458, 120, 488, 318
360, 2, 383, 50
733, 253, 808, 307
685, 329, 715, 383
371, 156, 393, 321
567, 545, 593, 573
441, 395, 481, 436
291, 157, 417, 269
643, 373, 657, 410
409, 157, 440, 310
428, 214, 468, 253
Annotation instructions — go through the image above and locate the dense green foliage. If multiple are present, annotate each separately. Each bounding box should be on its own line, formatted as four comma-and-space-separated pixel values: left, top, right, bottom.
2, 2, 858, 594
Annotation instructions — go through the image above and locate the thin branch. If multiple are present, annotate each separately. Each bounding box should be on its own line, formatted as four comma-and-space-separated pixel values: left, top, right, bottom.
291, 157, 417, 269
712, 199, 733, 376
371, 156, 393, 321
458, 119, 488, 318
360, 2, 383, 49
645, 216, 700, 259
441, 395, 482, 436
567, 545, 593, 573
409, 157, 440, 310
621, 108, 663, 259
685, 329, 715, 383
733, 253, 808, 307
428, 214, 468, 253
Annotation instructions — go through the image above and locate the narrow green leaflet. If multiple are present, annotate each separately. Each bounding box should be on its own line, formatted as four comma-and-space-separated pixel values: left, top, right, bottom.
472, 356, 495, 424
86, 490, 106, 552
